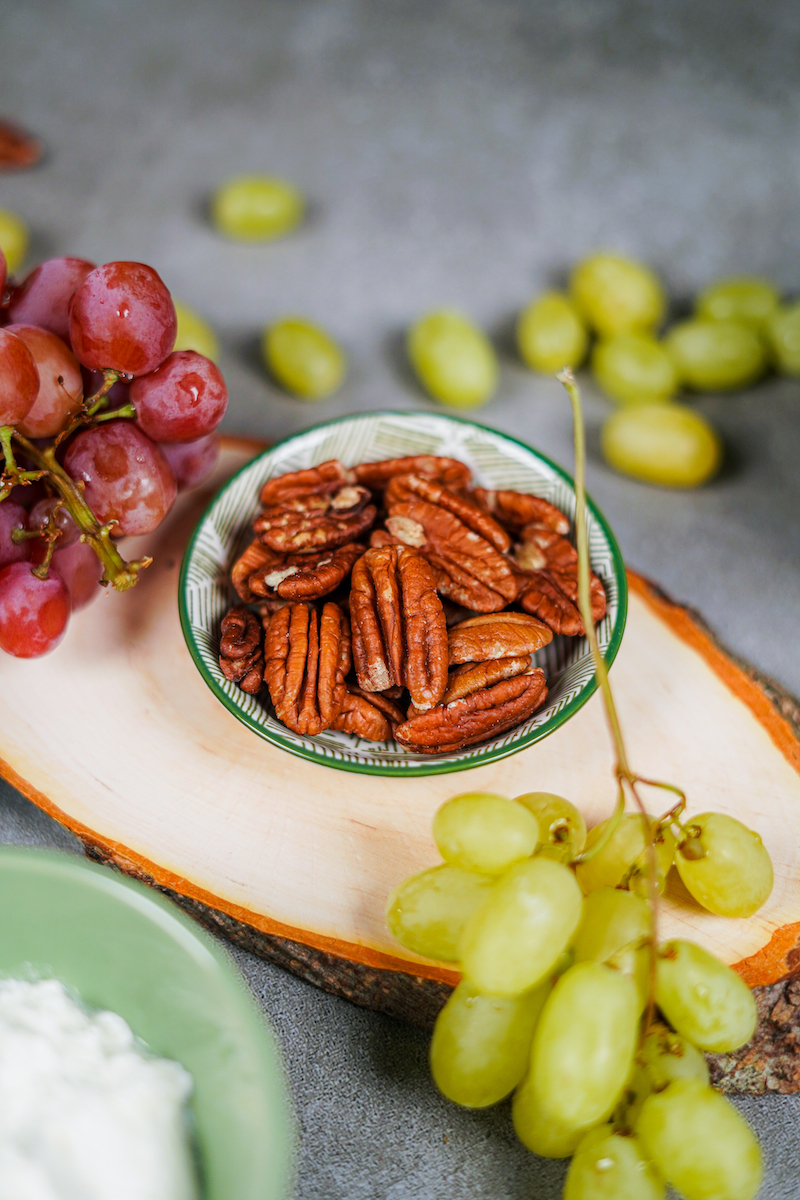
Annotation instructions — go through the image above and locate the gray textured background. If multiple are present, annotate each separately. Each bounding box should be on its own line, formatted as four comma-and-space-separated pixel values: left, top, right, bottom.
1, 1, 800, 1195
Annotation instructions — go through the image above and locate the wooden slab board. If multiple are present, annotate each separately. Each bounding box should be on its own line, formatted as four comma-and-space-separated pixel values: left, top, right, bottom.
2, 438, 800, 1093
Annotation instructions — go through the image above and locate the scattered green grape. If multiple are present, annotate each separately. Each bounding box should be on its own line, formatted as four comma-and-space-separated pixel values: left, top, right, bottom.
676, 812, 773, 917
512, 1076, 592, 1158
517, 292, 588, 374
211, 174, 304, 241
665, 318, 766, 391
636, 1079, 762, 1200
262, 317, 346, 398
765, 301, 800, 375
656, 939, 757, 1053
591, 333, 678, 406
430, 978, 550, 1108
570, 252, 665, 338
514, 792, 586, 863
637, 1022, 710, 1092
564, 1124, 665, 1200
432, 792, 539, 875
601, 403, 722, 488
407, 310, 498, 408
695, 276, 779, 329
385, 863, 494, 961
572, 887, 650, 965
530, 962, 640, 1129
0, 207, 29, 274
173, 301, 220, 361
459, 857, 583, 996
575, 814, 675, 895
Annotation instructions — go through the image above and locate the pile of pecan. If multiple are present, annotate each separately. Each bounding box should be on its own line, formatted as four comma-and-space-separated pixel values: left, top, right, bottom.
219, 454, 606, 754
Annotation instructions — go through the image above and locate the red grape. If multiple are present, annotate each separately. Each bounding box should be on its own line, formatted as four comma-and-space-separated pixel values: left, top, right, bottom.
29, 497, 80, 547
131, 350, 227, 442
7, 257, 95, 341
31, 538, 102, 610
0, 560, 70, 657
6, 479, 46, 508
68, 262, 177, 377
159, 433, 220, 490
63, 420, 177, 536
0, 327, 39, 425
6, 324, 83, 437
0, 501, 28, 567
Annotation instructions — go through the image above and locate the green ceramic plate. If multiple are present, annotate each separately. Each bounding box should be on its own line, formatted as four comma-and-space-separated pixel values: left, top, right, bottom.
180, 410, 627, 776
0, 848, 294, 1200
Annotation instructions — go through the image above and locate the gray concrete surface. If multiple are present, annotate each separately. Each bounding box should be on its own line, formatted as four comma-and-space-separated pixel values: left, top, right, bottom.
1, 0, 800, 1195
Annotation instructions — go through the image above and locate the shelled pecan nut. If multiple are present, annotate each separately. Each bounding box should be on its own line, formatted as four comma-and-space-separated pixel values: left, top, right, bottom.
395, 669, 548, 754
448, 612, 553, 665
231, 541, 286, 602
385, 473, 510, 552
332, 687, 406, 741
407, 655, 532, 718
519, 569, 606, 636
219, 605, 264, 694
254, 485, 376, 554
349, 545, 448, 711
264, 601, 351, 735
354, 456, 471, 492
514, 525, 578, 572
473, 488, 570, 536
259, 460, 356, 507
248, 542, 365, 601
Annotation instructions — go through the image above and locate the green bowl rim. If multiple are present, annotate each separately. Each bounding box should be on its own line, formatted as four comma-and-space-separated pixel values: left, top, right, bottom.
179, 410, 628, 777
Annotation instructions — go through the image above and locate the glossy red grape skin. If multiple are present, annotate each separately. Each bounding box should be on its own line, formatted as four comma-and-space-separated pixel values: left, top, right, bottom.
131, 350, 228, 442
7, 257, 95, 341
63, 420, 177, 536
68, 262, 177, 377
0, 328, 40, 425
159, 433, 220, 490
29, 497, 80, 547
0, 561, 71, 657
0, 501, 28, 567
6, 323, 83, 437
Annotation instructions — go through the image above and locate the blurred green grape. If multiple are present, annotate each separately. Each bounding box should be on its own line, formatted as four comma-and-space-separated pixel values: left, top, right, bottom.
656, 939, 757, 1053
574, 813, 675, 895
173, 301, 220, 361
211, 175, 304, 241
665, 318, 766, 391
695, 276, 779, 329
564, 1124, 665, 1200
0, 208, 28, 274
512, 1076, 592, 1158
601, 403, 722, 489
432, 791, 539, 875
514, 791, 586, 863
385, 863, 494, 961
263, 317, 346, 398
572, 887, 650, 965
637, 1022, 710, 1092
570, 252, 665, 337
765, 302, 800, 375
675, 812, 773, 917
591, 333, 678, 405
407, 310, 498, 408
517, 292, 588, 373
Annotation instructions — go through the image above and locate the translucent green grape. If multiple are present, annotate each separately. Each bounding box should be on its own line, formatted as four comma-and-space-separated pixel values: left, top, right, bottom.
430, 978, 550, 1108
530, 962, 640, 1129
407, 310, 498, 408
765, 302, 800, 375
564, 1125, 665, 1200
637, 1022, 710, 1092
173, 301, 220, 361
263, 317, 346, 398
432, 792, 539, 875
676, 812, 773, 918
601, 404, 722, 489
517, 292, 588, 374
459, 857, 583, 996
656, 939, 757, 1053
211, 174, 304, 241
665, 318, 766, 391
572, 887, 650, 965
575, 814, 675, 895
0, 207, 29, 274
606, 942, 650, 1014
512, 1077, 592, 1158
514, 792, 586, 863
570, 252, 666, 338
636, 1080, 762, 1200
385, 863, 494, 961
695, 276, 779, 329
591, 333, 678, 406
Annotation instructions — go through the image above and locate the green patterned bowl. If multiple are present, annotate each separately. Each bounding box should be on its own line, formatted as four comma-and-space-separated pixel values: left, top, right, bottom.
180, 411, 627, 776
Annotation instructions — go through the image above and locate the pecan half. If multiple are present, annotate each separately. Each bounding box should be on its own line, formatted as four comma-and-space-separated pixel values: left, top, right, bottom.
264, 602, 351, 735
385, 473, 509, 552
232, 541, 286, 602
514, 525, 606, 636
349, 545, 448, 711
354, 456, 471, 492
219, 605, 264, 694
448, 612, 553, 665
332, 688, 406, 742
407, 655, 532, 718
395, 669, 548, 754
259, 460, 356, 507
473, 488, 570, 536
254, 485, 376, 554
248, 542, 365, 601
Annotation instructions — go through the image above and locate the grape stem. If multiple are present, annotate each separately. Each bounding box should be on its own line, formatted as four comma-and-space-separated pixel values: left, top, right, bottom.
54, 368, 122, 446
0, 425, 47, 500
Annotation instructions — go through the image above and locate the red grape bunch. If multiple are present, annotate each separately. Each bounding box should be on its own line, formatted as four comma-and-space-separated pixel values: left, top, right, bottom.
0, 250, 228, 658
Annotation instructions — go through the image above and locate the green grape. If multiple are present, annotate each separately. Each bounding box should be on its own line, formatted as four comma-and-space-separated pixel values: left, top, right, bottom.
765, 301, 800, 375
606, 942, 650, 1015
636, 1079, 762, 1200
432, 792, 539, 875
591, 333, 678, 406
564, 1124, 665, 1200
459, 857, 583, 996
665, 318, 766, 391
430, 977, 550, 1108
0, 207, 29, 274
601, 404, 721, 489
512, 1075, 593, 1158
262, 317, 346, 398
517, 292, 588, 374
637, 1022, 709, 1091
656, 939, 756, 1053
514, 792, 586, 863
572, 887, 650, 965
675, 812, 773, 918
570, 252, 665, 338
173, 301, 220, 361
612, 1064, 652, 1131
385, 864, 494, 961
695, 276, 779, 329
530, 962, 640, 1129
211, 174, 304, 241
575, 814, 675, 895
407, 310, 498, 408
